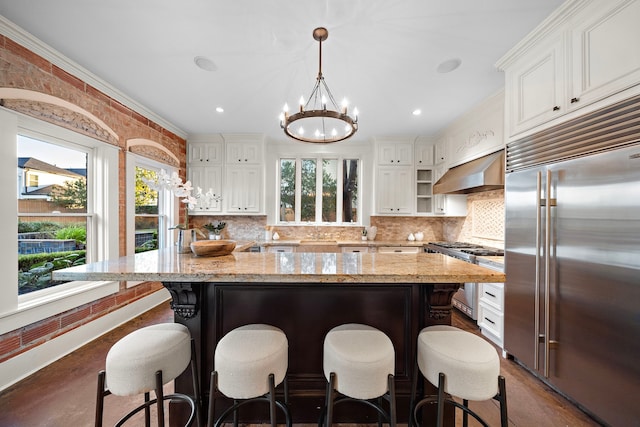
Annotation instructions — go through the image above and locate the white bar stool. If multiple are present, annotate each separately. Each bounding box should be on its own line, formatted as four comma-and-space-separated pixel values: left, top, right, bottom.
95, 323, 201, 427
207, 324, 291, 427
320, 323, 396, 427
409, 325, 508, 427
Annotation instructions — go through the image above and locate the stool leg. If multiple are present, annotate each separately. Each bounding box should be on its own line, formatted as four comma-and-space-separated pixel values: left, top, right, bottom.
498, 375, 508, 427
409, 360, 419, 427
436, 373, 446, 427
462, 399, 469, 427
190, 339, 202, 427
155, 370, 165, 427
388, 373, 397, 427
268, 373, 277, 427
95, 370, 106, 427
207, 371, 217, 427
232, 399, 239, 427
144, 392, 151, 427
325, 373, 336, 427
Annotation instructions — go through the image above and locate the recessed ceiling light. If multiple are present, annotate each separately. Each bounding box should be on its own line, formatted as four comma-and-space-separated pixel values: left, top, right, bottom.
194, 56, 217, 72
436, 58, 462, 74
215, 107, 224, 113
412, 109, 422, 116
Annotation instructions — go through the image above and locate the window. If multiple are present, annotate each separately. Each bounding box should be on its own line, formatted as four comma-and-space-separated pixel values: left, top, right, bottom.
278, 157, 359, 224
126, 154, 177, 256
0, 109, 119, 331
17, 134, 90, 295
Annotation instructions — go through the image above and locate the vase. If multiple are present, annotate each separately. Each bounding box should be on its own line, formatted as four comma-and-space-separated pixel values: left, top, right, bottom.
177, 229, 198, 253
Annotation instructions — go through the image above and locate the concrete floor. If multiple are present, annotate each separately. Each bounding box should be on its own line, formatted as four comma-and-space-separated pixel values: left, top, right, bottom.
0, 301, 602, 426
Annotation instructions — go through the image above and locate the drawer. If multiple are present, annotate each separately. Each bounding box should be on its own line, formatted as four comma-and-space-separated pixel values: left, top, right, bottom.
267, 246, 294, 253
342, 246, 369, 253
479, 282, 504, 311
377, 246, 420, 254
478, 302, 504, 348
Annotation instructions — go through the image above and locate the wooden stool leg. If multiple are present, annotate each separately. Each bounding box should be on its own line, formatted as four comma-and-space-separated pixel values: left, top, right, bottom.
207, 371, 217, 427
95, 370, 106, 427
325, 373, 336, 427
155, 370, 165, 427
190, 339, 202, 427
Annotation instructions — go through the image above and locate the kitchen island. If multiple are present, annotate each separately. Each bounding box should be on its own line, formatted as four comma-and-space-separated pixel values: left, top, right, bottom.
54, 249, 505, 425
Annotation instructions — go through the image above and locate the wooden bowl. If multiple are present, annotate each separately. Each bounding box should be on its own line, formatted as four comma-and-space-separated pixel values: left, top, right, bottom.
190, 239, 236, 257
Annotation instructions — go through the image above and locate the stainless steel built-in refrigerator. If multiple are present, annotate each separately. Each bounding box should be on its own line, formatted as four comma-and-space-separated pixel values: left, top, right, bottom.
504, 99, 640, 426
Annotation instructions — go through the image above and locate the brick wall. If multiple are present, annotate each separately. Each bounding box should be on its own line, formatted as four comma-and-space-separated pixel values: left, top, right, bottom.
0, 34, 185, 363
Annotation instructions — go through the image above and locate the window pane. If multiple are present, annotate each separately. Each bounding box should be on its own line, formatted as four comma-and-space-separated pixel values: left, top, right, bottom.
135, 167, 159, 252
18, 135, 89, 295
322, 159, 337, 222
135, 167, 158, 215
343, 159, 359, 222
279, 159, 296, 222
301, 159, 316, 222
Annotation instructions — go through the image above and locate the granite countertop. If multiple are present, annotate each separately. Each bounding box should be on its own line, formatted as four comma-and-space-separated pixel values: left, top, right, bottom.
258, 239, 427, 247
53, 249, 505, 284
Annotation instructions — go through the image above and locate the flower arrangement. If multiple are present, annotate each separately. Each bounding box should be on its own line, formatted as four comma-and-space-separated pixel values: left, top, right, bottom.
203, 221, 226, 235
143, 169, 220, 231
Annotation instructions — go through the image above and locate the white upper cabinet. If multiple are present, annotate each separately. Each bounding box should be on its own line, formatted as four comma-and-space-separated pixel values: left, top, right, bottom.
188, 141, 222, 164
497, 0, 640, 139
377, 139, 413, 165
225, 165, 261, 213
414, 141, 434, 166
376, 166, 413, 214
188, 166, 222, 213
225, 140, 261, 164
568, 0, 640, 109
504, 32, 565, 136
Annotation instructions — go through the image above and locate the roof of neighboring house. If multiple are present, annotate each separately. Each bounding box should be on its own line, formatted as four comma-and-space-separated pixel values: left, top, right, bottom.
23, 184, 57, 196
18, 157, 85, 178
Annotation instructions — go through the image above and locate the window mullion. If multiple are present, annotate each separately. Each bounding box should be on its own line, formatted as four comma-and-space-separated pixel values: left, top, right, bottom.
294, 158, 302, 223
315, 158, 322, 223
336, 157, 344, 223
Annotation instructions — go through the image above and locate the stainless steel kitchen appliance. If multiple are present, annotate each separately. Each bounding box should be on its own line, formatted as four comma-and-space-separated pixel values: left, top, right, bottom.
425, 242, 504, 320
504, 95, 640, 426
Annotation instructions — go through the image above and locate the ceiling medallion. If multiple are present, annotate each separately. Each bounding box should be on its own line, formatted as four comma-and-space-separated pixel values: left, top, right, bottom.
280, 27, 358, 144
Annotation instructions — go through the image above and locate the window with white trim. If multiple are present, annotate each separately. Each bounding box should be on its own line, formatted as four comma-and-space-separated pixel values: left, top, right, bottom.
0, 109, 119, 330
278, 157, 360, 224
126, 153, 177, 255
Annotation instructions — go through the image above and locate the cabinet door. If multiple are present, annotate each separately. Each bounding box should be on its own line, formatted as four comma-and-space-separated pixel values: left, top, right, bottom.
187, 166, 222, 212
226, 141, 261, 164
225, 165, 261, 213
434, 141, 447, 164
569, 0, 640, 110
506, 33, 565, 136
415, 143, 434, 166
376, 166, 412, 214
188, 142, 222, 164
377, 142, 413, 165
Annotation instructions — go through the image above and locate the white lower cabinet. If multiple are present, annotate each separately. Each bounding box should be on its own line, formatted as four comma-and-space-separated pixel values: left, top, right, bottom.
478, 281, 505, 348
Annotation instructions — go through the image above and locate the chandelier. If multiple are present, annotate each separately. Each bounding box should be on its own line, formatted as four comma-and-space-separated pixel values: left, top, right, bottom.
280, 27, 358, 144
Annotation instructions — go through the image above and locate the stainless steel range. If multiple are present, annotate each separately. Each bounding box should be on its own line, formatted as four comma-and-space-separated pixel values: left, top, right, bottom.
424, 242, 504, 320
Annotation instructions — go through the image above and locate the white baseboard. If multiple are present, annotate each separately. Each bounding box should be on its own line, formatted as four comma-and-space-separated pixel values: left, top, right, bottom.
0, 289, 171, 392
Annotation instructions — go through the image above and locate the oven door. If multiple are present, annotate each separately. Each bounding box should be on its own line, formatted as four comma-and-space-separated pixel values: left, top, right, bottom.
452, 282, 477, 320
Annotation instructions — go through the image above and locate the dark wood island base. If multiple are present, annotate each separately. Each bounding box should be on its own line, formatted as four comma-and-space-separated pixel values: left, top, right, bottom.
165, 280, 461, 425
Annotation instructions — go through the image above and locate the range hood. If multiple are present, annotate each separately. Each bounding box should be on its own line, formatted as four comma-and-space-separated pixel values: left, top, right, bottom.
433, 150, 504, 194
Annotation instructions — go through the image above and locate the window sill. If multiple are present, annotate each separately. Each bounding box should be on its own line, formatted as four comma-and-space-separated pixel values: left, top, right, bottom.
0, 280, 119, 335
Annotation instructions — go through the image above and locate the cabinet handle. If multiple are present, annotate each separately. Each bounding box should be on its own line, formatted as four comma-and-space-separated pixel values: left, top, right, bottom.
570, 97, 579, 104
244, 159, 248, 162
484, 317, 495, 325
390, 160, 394, 163
485, 291, 496, 298
552, 106, 560, 111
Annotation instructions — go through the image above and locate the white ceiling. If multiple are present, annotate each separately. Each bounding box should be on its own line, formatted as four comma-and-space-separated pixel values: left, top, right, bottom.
0, 0, 564, 141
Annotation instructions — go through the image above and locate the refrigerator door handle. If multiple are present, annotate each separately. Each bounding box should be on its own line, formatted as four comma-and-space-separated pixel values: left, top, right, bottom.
534, 171, 542, 370
543, 169, 557, 378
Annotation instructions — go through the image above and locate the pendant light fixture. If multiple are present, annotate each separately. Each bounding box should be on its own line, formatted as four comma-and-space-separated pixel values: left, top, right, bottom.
280, 27, 358, 143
